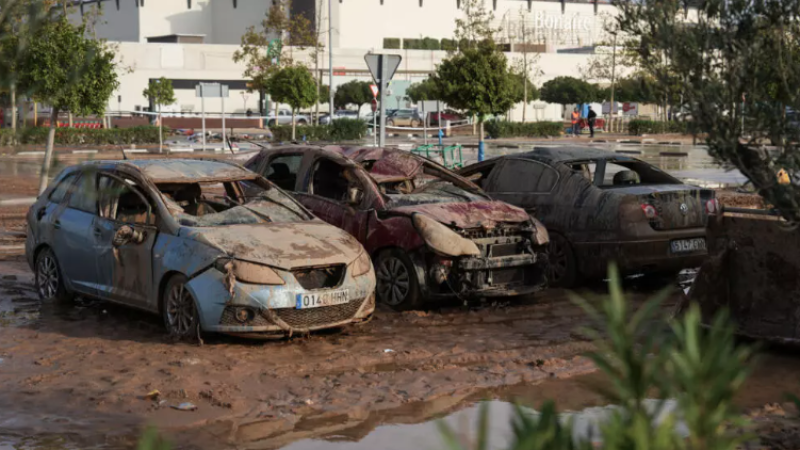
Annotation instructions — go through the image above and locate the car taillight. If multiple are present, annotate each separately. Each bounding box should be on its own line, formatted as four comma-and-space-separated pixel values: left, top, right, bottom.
641, 204, 658, 219
705, 199, 720, 215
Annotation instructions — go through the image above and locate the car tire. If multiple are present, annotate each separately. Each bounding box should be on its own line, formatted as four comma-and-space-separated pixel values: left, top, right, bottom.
268, 119, 276, 127
386, 119, 395, 127
547, 233, 577, 288
411, 120, 420, 128
297, 119, 307, 126
162, 274, 201, 340
375, 249, 422, 311
35, 247, 73, 303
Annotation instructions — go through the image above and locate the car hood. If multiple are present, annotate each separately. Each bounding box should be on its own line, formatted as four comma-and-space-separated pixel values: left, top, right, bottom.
182, 221, 363, 270
391, 201, 530, 229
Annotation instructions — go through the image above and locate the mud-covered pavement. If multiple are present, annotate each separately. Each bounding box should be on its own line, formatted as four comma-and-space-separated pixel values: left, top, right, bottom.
0, 249, 679, 450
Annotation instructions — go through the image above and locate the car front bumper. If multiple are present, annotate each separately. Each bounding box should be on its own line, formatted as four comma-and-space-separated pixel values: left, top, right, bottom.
186, 267, 376, 336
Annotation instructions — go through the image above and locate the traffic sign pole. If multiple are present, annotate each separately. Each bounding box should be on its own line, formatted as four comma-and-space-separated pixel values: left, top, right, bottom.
379, 56, 387, 147
201, 85, 206, 151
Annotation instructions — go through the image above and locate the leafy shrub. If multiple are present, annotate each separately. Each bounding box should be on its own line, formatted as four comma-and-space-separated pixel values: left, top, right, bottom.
331, 118, 367, 141
0, 126, 163, 146
440, 264, 754, 450
628, 120, 691, 135
441, 39, 458, 51
484, 120, 563, 139
271, 119, 366, 142
420, 37, 441, 50
403, 38, 420, 50
383, 38, 401, 49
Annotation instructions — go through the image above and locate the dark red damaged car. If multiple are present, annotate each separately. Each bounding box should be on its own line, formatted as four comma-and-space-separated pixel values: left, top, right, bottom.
245, 146, 549, 310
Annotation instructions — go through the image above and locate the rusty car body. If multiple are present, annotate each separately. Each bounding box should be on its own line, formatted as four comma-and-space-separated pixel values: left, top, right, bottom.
459, 146, 718, 286
25, 159, 375, 339
245, 146, 549, 310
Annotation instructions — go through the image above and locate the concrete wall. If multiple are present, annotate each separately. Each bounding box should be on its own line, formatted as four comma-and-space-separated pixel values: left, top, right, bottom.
72, 1, 140, 42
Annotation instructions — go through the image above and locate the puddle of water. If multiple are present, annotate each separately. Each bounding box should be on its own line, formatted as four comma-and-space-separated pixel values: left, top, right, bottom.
281, 399, 686, 450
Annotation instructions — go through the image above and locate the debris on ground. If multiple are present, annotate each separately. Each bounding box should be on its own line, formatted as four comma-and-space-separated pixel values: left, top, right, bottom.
171, 402, 198, 412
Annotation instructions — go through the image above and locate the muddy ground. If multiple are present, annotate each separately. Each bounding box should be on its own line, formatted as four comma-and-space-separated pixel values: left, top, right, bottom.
0, 249, 680, 450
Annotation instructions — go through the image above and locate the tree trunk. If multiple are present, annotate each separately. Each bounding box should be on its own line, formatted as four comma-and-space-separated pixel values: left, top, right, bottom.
315, 68, 321, 125
291, 109, 297, 141
10, 86, 17, 146
158, 104, 163, 153
478, 120, 485, 162
38, 108, 60, 195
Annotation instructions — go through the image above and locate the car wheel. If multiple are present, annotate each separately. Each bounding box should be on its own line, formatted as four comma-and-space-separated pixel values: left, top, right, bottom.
386, 119, 395, 127
547, 233, 577, 288
35, 247, 73, 303
162, 274, 201, 340
411, 120, 420, 128
375, 249, 421, 310
297, 119, 307, 126
268, 119, 276, 127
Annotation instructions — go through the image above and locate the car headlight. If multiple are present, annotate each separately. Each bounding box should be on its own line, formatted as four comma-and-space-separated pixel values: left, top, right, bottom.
350, 251, 373, 277
412, 214, 480, 257
529, 217, 550, 246
214, 258, 284, 285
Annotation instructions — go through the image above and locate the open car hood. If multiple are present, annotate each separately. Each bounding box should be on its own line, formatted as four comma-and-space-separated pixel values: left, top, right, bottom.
391, 201, 530, 229
183, 221, 363, 270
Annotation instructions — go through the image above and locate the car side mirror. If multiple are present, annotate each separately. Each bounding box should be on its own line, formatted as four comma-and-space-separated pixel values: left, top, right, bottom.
347, 187, 364, 206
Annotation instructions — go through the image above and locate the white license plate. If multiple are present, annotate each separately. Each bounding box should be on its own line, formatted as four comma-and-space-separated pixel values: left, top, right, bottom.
295, 290, 349, 309
670, 238, 707, 253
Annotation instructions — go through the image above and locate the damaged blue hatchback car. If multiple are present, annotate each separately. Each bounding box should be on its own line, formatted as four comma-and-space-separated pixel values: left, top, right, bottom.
25, 159, 376, 339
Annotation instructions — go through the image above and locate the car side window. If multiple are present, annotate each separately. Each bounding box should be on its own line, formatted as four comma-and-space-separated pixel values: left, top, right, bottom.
310, 158, 350, 203
494, 160, 558, 193
264, 154, 303, 191
460, 162, 497, 190
67, 172, 98, 213
48, 173, 78, 204
98, 175, 153, 225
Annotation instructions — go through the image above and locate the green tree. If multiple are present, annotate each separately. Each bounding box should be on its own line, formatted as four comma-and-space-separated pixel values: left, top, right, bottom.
19, 16, 118, 194
613, 74, 659, 104
333, 80, 372, 112
509, 70, 540, 106
0, 0, 52, 137
142, 77, 176, 153
406, 78, 439, 103
613, 0, 800, 222
432, 39, 515, 157
267, 65, 317, 140
233, 0, 321, 118
540, 76, 598, 111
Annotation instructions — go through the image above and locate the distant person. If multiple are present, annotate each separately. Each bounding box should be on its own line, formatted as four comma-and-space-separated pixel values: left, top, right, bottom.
571, 107, 581, 137
587, 106, 597, 138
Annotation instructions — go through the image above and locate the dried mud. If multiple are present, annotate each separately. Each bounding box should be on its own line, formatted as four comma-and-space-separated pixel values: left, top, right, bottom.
0, 253, 683, 450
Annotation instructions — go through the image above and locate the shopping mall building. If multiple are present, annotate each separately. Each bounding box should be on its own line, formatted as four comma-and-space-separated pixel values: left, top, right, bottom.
67, 0, 620, 121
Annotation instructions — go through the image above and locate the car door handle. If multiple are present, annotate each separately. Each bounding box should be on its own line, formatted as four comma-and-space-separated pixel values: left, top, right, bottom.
53, 220, 61, 230
93, 227, 102, 237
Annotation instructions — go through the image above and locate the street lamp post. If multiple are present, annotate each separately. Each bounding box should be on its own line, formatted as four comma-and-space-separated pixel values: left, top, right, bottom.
328, 0, 334, 119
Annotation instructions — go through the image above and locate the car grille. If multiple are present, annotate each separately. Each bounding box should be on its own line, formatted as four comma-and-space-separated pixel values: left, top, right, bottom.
461, 226, 525, 240
292, 265, 345, 290
489, 242, 520, 258
269, 297, 366, 329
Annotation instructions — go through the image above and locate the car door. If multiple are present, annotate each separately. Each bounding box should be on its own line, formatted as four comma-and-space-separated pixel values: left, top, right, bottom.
49, 170, 101, 295
487, 158, 560, 226
92, 172, 158, 308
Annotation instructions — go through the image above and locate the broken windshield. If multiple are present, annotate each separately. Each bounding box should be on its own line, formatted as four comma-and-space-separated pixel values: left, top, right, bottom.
157, 179, 311, 227
377, 164, 489, 207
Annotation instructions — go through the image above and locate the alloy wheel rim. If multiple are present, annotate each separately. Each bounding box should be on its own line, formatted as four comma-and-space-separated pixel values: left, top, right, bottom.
37, 255, 58, 300
547, 239, 568, 283
166, 283, 196, 336
377, 256, 410, 306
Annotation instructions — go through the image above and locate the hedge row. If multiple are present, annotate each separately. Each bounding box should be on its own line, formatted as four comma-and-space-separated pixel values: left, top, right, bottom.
485, 120, 563, 139
271, 119, 368, 142
628, 120, 692, 136
0, 126, 163, 146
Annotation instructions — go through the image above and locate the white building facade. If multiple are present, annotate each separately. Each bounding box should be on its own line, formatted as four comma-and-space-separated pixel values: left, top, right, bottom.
72, 0, 622, 121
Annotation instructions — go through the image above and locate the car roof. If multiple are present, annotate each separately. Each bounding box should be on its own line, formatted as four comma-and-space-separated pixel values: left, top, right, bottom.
77, 159, 253, 183
516, 146, 637, 164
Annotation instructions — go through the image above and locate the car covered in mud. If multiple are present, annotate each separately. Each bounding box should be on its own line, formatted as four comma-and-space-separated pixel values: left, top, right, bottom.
459, 146, 718, 286
25, 159, 375, 339
245, 146, 549, 309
